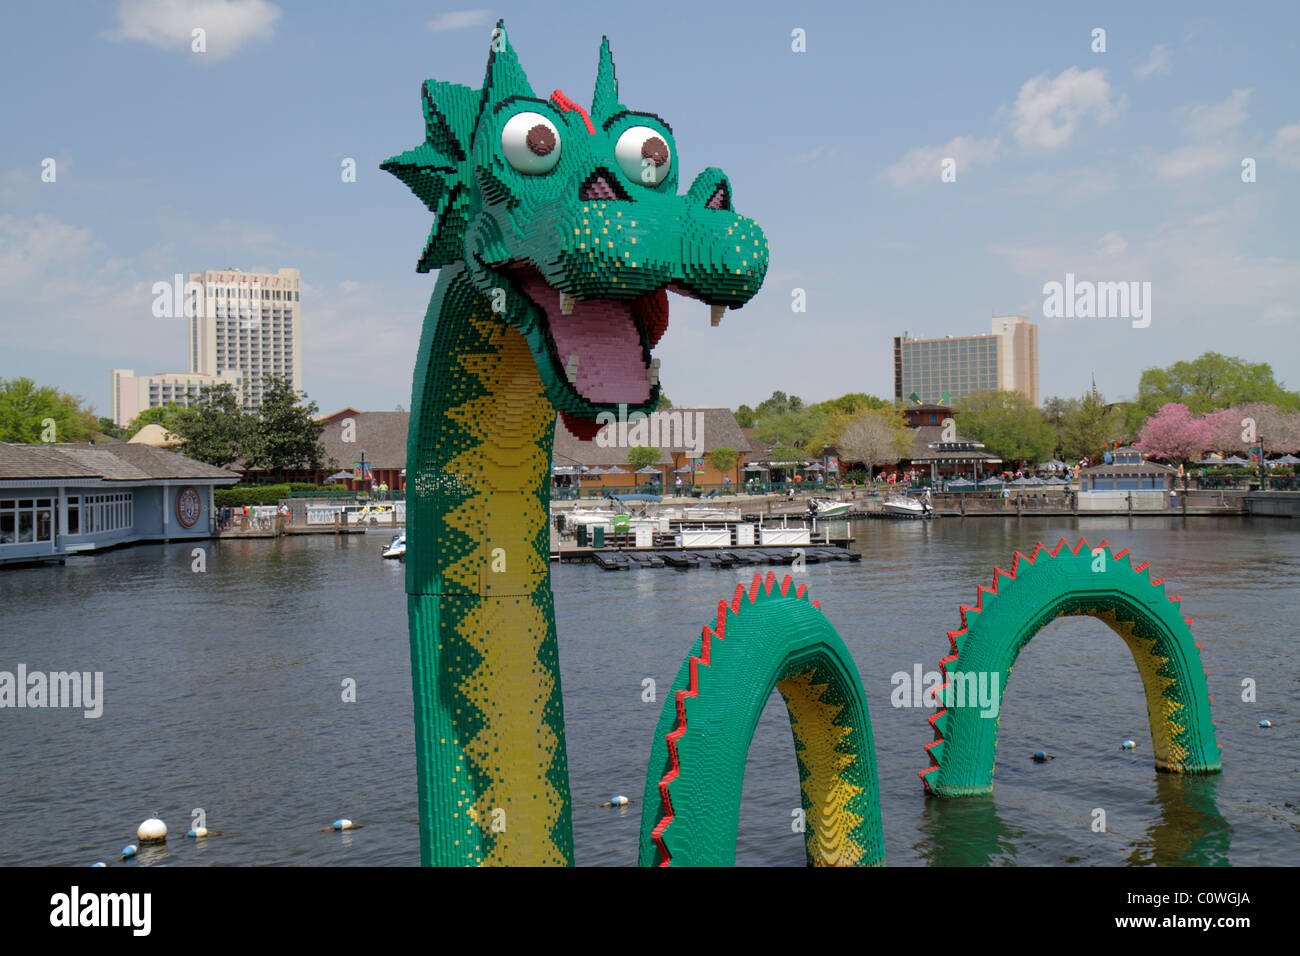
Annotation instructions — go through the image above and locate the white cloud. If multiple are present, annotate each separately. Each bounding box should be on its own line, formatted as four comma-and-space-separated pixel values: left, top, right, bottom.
105, 0, 280, 60
1154, 142, 1237, 181
1176, 88, 1251, 139
1265, 122, 1300, 172
1010, 67, 1123, 150
883, 135, 1000, 188
427, 10, 490, 32
1135, 44, 1172, 79
1097, 232, 1127, 257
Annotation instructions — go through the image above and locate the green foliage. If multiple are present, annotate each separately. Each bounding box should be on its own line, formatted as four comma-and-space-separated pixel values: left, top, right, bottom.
656, 393, 673, 410
745, 390, 892, 456
1049, 392, 1125, 462
1126, 352, 1300, 433
168, 384, 246, 467
626, 446, 661, 470
705, 445, 739, 476
242, 376, 326, 481
126, 403, 184, 437
0, 377, 99, 443
96, 417, 129, 441
954, 390, 1055, 466
214, 482, 323, 508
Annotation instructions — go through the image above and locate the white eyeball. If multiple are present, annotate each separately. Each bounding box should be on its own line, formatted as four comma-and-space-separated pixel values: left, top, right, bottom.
501, 112, 562, 174
615, 126, 671, 185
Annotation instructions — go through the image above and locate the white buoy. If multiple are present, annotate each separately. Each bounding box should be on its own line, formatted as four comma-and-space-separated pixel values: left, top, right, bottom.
609, 795, 629, 807
333, 818, 354, 831
1120, 739, 1136, 750
92, 862, 106, 868
136, 818, 167, 843
121, 844, 137, 859
187, 827, 209, 838
1259, 720, 1272, 728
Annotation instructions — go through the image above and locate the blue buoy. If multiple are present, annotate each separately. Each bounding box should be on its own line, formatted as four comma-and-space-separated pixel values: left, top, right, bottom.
609, 795, 629, 807
1032, 751, 1052, 762
333, 818, 353, 831
1259, 720, 1272, 728
121, 844, 137, 859
92, 862, 106, 868
186, 827, 208, 838
1120, 739, 1136, 750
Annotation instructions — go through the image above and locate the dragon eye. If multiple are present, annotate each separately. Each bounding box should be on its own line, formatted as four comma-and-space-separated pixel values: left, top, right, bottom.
502, 112, 561, 174
615, 126, 671, 185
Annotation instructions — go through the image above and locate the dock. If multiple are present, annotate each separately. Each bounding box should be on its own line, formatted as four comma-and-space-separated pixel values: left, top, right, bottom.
552, 543, 861, 570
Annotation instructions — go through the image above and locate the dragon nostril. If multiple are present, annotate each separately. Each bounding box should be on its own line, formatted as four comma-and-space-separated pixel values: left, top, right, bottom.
579, 168, 631, 202
704, 182, 730, 210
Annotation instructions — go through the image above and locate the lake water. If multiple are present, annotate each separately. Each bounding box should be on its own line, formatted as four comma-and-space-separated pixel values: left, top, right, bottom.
1, 516, 1296, 866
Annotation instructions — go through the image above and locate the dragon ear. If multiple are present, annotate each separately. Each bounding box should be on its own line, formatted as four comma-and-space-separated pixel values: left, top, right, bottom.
380, 79, 478, 272
480, 20, 535, 107
592, 35, 623, 123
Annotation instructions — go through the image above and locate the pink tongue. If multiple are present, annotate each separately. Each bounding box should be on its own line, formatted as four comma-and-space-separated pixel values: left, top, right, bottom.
518, 274, 651, 404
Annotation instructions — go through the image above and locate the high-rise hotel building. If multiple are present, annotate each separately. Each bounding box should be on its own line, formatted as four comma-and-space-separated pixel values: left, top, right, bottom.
112, 268, 302, 425
893, 315, 1039, 407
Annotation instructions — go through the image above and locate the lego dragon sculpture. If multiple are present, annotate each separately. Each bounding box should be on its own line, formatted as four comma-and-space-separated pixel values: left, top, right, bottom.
384, 24, 1218, 868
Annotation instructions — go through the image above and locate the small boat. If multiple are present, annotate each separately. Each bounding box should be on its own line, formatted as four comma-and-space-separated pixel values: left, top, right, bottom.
381, 533, 406, 558
808, 498, 851, 518
881, 495, 933, 518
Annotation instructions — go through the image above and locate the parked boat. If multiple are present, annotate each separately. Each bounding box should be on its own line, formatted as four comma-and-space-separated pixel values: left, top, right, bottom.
881, 495, 934, 518
381, 533, 406, 558
808, 498, 851, 518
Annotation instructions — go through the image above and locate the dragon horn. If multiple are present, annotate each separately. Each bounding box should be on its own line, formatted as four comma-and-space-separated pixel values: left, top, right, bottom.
481, 20, 535, 104
592, 35, 622, 122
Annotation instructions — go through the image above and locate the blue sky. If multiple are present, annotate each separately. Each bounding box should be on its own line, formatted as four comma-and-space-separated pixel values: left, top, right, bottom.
2, 0, 1298, 419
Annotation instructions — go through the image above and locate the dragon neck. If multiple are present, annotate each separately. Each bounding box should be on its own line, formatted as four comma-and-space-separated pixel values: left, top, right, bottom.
406, 262, 574, 866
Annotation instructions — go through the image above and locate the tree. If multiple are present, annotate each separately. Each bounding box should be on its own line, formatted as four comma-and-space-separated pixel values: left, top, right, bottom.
656, 393, 673, 410
168, 384, 247, 467
1127, 352, 1300, 433
706, 446, 739, 480
1058, 393, 1125, 463
0, 377, 99, 443
97, 417, 128, 441
1200, 403, 1300, 455
126, 403, 184, 437
1135, 403, 1214, 464
626, 446, 661, 471
834, 407, 912, 473
734, 404, 755, 428
954, 390, 1054, 466
243, 376, 326, 481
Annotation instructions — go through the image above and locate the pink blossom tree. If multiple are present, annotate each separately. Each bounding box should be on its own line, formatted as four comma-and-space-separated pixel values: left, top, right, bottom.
1135, 403, 1214, 464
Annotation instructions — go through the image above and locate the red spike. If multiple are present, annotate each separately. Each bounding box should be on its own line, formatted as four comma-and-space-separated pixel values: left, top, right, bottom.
549, 90, 596, 134
764, 569, 777, 593
779, 574, 792, 596
795, 583, 807, 600
812, 600, 820, 609
730, 585, 744, 614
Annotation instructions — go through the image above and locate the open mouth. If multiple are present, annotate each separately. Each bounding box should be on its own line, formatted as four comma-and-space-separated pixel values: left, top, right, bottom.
508, 263, 670, 408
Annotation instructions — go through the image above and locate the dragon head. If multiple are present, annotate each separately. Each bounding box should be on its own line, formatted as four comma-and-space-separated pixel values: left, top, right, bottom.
382, 22, 768, 436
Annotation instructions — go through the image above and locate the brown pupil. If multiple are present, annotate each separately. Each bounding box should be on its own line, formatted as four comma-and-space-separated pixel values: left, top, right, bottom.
526, 124, 555, 156
641, 136, 669, 167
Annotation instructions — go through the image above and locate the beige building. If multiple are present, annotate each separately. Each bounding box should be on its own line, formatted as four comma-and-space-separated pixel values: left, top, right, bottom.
111, 267, 302, 426
893, 314, 1039, 407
